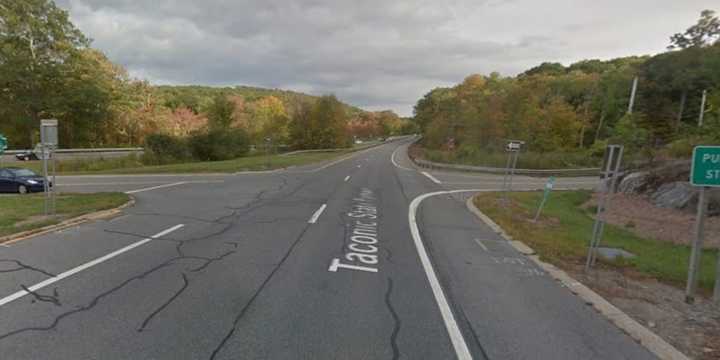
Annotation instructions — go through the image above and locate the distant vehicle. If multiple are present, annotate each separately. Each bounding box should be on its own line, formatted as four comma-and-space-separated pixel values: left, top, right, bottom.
15, 150, 39, 161
0, 168, 51, 194
355, 140, 364, 144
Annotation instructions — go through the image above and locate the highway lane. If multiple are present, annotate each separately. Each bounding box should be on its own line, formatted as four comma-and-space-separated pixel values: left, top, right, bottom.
0, 140, 655, 359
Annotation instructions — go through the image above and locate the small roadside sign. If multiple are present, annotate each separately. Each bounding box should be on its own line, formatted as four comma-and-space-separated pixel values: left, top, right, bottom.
690, 146, 720, 187
0, 134, 7, 154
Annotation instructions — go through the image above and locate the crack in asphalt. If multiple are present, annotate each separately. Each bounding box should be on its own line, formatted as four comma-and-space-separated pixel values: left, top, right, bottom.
20, 285, 61, 307
0, 259, 56, 278
137, 273, 189, 332
385, 277, 401, 360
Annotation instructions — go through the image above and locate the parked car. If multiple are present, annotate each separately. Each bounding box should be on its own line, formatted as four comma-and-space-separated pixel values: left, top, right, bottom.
0, 168, 51, 194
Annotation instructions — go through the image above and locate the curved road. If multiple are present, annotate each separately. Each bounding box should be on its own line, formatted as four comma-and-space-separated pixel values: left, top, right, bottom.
0, 140, 655, 359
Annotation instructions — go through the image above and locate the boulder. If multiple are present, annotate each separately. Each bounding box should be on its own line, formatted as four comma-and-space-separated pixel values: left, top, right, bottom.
650, 182, 697, 210
618, 171, 649, 194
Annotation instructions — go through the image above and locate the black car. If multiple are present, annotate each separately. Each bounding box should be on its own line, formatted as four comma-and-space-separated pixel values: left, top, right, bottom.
0, 168, 51, 194
15, 151, 39, 161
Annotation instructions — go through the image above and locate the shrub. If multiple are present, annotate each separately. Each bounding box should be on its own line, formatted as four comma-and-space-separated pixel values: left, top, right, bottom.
144, 134, 190, 164
189, 128, 250, 161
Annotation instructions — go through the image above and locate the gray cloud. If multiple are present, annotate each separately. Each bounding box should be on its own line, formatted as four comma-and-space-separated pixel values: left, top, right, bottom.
57, 0, 717, 115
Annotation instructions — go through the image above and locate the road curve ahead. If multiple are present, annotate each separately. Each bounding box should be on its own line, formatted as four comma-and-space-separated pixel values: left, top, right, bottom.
0, 140, 655, 359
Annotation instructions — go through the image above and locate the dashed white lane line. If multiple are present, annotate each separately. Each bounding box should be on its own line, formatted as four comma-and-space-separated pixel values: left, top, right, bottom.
474, 238, 489, 252
357, 165, 362, 168
0, 224, 185, 308
391, 146, 414, 171
125, 181, 187, 194
344, 175, 351, 182
308, 204, 327, 224
421, 171, 442, 184
409, 190, 485, 360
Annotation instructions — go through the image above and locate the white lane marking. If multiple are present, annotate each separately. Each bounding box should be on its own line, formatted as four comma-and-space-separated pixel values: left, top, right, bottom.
409, 189, 490, 360
474, 238, 489, 252
124, 181, 187, 194
391, 146, 414, 171
357, 165, 362, 168
308, 204, 327, 224
344, 175, 351, 182
0, 224, 185, 308
421, 171, 442, 184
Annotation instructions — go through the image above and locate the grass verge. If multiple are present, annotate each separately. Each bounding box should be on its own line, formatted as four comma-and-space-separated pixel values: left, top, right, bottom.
474, 190, 718, 291
0, 192, 130, 238
20, 150, 354, 175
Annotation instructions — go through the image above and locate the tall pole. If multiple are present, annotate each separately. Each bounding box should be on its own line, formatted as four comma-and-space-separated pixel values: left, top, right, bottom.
42, 144, 49, 216
698, 90, 707, 127
685, 186, 707, 304
627, 77, 638, 114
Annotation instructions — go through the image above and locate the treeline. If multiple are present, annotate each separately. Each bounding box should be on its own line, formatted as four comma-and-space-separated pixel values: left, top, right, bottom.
414, 10, 720, 162
0, 0, 411, 152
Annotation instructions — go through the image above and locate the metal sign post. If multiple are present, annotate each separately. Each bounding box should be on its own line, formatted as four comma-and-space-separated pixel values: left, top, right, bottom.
533, 176, 556, 222
502, 140, 524, 203
40, 119, 58, 217
686, 146, 720, 304
585, 144, 624, 271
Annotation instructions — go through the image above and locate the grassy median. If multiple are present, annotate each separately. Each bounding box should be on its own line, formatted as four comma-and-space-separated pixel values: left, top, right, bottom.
474, 191, 718, 291
0, 192, 130, 238
21, 150, 354, 175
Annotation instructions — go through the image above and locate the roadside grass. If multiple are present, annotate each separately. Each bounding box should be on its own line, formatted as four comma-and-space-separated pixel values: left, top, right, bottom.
20, 150, 354, 175
474, 191, 718, 291
0, 192, 129, 238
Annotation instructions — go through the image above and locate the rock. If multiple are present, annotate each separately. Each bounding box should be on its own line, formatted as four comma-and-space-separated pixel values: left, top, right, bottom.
651, 182, 697, 210
618, 172, 649, 194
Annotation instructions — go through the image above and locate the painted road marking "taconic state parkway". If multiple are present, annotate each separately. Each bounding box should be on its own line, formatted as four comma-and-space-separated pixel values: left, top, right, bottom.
329, 188, 380, 273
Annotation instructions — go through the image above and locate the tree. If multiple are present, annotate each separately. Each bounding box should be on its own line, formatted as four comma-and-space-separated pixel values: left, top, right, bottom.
0, 0, 89, 146
206, 94, 235, 130
668, 10, 720, 50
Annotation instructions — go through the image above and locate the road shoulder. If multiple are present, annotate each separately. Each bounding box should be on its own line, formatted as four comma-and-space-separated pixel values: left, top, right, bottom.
465, 195, 690, 360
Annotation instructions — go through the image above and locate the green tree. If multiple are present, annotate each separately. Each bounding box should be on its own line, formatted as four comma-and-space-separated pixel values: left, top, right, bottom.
0, 0, 89, 147
668, 10, 720, 50
206, 94, 235, 130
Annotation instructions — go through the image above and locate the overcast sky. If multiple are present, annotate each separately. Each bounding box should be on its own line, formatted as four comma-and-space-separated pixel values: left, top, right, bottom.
57, 0, 716, 116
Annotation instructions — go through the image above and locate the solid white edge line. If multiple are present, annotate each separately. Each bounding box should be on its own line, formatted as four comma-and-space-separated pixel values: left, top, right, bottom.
421, 171, 442, 184
410, 189, 490, 360
0, 224, 185, 308
344, 175, 351, 182
391, 146, 415, 171
308, 204, 327, 224
124, 181, 187, 194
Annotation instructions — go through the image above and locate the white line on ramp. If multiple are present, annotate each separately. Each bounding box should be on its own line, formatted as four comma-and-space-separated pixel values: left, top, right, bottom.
344, 175, 351, 182
409, 189, 492, 360
308, 204, 327, 224
125, 181, 187, 194
391, 146, 414, 171
0, 224, 185, 308
421, 171, 442, 184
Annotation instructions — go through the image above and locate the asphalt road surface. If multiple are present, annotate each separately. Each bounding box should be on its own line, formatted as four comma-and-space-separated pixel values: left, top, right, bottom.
0, 139, 656, 359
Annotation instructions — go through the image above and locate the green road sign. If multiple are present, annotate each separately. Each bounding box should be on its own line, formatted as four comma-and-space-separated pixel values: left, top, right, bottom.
0, 134, 7, 154
691, 146, 720, 187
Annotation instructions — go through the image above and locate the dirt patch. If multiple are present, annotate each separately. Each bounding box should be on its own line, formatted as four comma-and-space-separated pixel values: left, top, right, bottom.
584, 193, 720, 248
13, 215, 62, 228
562, 262, 720, 359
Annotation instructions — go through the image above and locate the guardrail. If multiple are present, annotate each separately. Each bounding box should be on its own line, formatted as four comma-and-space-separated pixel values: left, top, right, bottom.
1, 147, 144, 162
412, 158, 600, 177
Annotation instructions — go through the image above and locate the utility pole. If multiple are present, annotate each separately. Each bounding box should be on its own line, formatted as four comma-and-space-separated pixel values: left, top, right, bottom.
627, 77, 639, 114
698, 90, 707, 127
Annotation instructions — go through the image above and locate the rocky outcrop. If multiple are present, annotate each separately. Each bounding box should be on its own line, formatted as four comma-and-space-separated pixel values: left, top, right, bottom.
650, 182, 697, 210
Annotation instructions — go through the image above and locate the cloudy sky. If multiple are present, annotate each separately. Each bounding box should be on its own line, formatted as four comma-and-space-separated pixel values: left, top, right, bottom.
56, 0, 716, 116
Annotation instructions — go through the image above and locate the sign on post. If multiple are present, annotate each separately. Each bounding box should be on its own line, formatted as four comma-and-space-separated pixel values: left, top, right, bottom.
533, 176, 555, 222
40, 119, 59, 149
0, 134, 7, 154
690, 146, 720, 187
502, 140, 525, 204
39, 119, 59, 217
686, 146, 720, 304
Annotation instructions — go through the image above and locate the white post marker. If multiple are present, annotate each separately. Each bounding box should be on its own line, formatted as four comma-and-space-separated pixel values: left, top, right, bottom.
0, 224, 184, 307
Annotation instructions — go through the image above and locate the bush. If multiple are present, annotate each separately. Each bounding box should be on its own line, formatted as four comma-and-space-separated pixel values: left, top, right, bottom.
144, 134, 190, 164
189, 128, 250, 161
